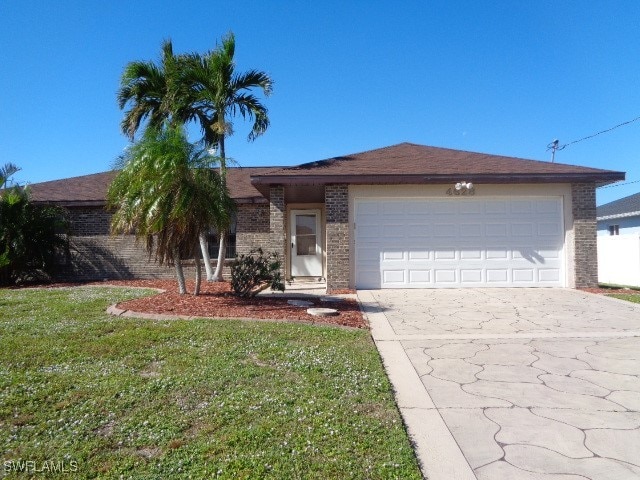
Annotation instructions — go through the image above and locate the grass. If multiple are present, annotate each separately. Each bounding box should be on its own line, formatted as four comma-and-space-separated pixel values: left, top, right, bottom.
0, 287, 421, 479
598, 282, 640, 291
609, 293, 640, 304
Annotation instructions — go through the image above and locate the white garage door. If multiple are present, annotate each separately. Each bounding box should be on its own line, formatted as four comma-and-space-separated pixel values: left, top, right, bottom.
355, 197, 564, 289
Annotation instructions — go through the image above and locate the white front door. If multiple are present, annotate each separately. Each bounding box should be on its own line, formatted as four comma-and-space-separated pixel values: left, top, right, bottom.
290, 210, 323, 277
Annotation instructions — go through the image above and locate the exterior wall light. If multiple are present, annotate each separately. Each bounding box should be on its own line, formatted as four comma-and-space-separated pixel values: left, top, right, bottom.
455, 181, 473, 191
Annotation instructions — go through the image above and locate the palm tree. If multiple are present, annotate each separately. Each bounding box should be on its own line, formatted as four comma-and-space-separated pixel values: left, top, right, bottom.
0, 163, 20, 189
117, 34, 272, 282
107, 124, 233, 295
118, 39, 223, 279
181, 32, 273, 281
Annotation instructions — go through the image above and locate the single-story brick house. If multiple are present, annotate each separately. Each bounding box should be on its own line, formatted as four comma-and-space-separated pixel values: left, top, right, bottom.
31, 143, 624, 292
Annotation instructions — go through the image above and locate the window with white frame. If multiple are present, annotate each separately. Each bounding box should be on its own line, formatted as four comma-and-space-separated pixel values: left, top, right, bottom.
608, 224, 620, 236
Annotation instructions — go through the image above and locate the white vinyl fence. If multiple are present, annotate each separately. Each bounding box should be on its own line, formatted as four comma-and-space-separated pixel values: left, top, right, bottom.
597, 235, 640, 287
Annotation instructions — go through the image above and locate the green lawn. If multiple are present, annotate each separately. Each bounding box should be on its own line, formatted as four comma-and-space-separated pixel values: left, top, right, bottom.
609, 293, 640, 304
0, 287, 421, 479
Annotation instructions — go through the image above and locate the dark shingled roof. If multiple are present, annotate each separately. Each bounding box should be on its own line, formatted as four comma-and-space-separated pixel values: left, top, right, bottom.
251, 142, 624, 191
28, 143, 626, 206
30, 167, 275, 206
597, 191, 640, 219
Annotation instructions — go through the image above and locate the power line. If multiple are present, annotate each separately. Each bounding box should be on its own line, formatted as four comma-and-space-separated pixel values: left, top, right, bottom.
600, 179, 640, 189
547, 114, 640, 162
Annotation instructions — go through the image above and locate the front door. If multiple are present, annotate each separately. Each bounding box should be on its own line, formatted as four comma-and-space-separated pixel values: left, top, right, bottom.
290, 210, 323, 277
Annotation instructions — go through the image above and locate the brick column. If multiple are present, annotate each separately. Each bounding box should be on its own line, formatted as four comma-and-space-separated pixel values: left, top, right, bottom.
571, 183, 598, 288
325, 184, 349, 292
269, 186, 286, 278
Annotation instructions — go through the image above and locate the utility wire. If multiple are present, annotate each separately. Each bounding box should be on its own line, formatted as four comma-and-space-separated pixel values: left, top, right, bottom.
600, 179, 640, 189
547, 114, 640, 162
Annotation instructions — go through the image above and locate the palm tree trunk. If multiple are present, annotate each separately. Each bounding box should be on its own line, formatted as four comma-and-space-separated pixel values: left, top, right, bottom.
194, 242, 202, 296
211, 232, 226, 281
199, 232, 214, 280
174, 250, 187, 295
212, 135, 227, 282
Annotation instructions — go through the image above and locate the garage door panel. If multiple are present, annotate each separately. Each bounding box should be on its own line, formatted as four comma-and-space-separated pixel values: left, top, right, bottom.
459, 203, 483, 215
460, 249, 482, 260
409, 270, 431, 283
460, 224, 483, 237
356, 202, 380, 215
513, 269, 535, 283
383, 270, 405, 284
510, 200, 533, 214
512, 223, 534, 236
408, 224, 431, 237
355, 197, 564, 288
434, 224, 456, 237
537, 199, 560, 214
408, 250, 431, 260
460, 269, 483, 283
432, 202, 456, 214
382, 202, 405, 215
434, 249, 456, 260
486, 269, 509, 283
539, 269, 561, 282
382, 250, 404, 261
539, 223, 561, 236
486, 224, 508, 236
486, 248, 509, 259
485, 201, 508, 214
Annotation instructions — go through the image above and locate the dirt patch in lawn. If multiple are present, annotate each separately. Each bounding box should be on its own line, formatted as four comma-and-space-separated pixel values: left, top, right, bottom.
88, 279, 365, 329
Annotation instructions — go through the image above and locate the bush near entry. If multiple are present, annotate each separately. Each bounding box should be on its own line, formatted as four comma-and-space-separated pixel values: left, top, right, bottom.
231, 248, 285, 297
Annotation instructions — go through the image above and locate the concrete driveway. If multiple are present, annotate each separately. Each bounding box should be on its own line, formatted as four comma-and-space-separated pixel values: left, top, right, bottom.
359, 288, 640, 480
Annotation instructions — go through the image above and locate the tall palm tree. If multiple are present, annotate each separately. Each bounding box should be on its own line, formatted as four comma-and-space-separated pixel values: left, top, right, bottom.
117, 39, 223, 279
182, 32, 273, 281
117, 34, 272, 282
107, 124, 233, 295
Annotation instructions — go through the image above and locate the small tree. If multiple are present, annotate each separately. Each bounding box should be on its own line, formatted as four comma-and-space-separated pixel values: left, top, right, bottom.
230, 248, 284, 298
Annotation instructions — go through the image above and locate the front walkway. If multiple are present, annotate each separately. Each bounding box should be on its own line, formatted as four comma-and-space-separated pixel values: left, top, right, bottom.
359, 288, 640, 480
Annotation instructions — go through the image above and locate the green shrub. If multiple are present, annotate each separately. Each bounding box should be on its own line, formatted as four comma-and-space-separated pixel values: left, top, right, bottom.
0, 186, 68, 285
230, 248, 285, 297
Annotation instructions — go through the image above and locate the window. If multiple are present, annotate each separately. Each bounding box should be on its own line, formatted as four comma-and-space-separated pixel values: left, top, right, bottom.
207, 214, 237, 259
608, 224, 620, 236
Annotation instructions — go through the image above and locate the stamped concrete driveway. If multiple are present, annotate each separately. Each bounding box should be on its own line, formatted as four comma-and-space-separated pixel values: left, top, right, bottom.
359, 288, 640, 480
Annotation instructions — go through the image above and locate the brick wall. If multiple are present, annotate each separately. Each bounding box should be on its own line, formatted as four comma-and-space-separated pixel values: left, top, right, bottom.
268, 186, 286, 277
55, 205, 275, 281
571, 183, 598, 288
67, 207, 112, 235
235, 203, 270, 255
325, 184, 349, 291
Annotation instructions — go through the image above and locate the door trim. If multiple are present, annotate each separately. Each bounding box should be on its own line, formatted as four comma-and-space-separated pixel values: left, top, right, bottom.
289, 209, 324, 278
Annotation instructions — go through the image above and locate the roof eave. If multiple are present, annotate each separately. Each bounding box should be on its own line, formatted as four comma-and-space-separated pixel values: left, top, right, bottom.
251, 172, 625, 188
597, 210, 640, 221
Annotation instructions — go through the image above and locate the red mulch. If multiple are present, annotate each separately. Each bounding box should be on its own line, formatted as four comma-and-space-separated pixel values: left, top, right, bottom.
30, 279, 366, 329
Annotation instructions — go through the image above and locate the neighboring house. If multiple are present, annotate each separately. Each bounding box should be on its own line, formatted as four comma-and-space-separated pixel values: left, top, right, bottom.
596, 192, 640, 287
596, 191, 640, 236
30, 143, 624, 292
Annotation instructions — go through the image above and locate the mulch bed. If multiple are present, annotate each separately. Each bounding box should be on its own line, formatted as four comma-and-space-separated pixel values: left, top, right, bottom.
21, 279, 366, 329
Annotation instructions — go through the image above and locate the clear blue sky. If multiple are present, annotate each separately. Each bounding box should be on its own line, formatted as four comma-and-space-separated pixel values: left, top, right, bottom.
1, 1, 639, 205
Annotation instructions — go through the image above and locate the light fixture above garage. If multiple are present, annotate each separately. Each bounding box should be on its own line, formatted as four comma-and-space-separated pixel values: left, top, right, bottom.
455, 181, 473, 191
